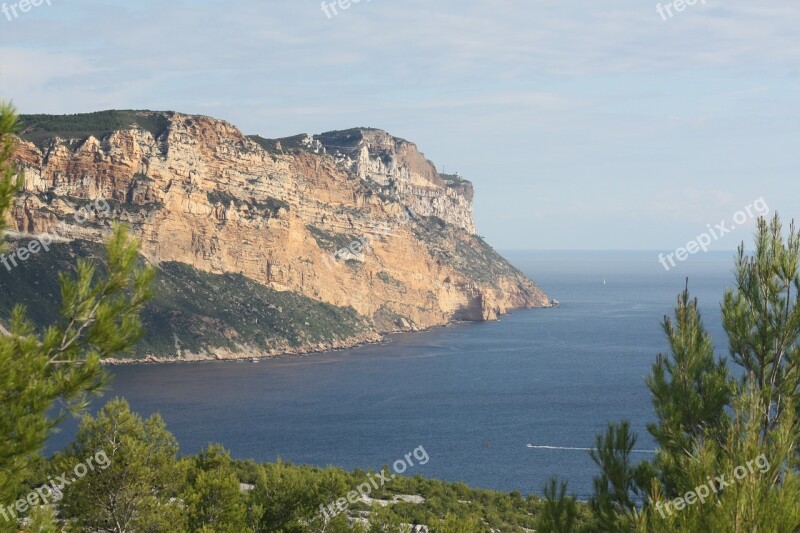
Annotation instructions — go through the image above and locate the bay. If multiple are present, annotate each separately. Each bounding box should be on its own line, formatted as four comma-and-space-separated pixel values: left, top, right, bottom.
48, 250, 737, 499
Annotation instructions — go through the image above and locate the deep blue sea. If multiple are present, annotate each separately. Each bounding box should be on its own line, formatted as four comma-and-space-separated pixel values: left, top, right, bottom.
48, 250, 737, 499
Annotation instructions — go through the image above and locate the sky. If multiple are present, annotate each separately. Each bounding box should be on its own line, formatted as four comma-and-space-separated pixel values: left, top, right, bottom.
0, 0, 798, 250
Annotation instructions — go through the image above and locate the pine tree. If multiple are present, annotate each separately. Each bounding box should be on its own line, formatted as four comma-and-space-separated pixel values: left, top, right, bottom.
588, 421, 650, 531
55, 398, 186, 532
535, 477, 579, 533
644, 386, 800, 531
183, 444, 248, 533
251, 459, 330, 532
0, 102, 154, 527
588, 214, 800, 531
646, 283, 731, 496
723, 215, 800, 437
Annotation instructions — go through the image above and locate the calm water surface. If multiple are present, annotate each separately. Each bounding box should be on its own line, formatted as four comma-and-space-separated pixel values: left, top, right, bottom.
49, 251, 737, 498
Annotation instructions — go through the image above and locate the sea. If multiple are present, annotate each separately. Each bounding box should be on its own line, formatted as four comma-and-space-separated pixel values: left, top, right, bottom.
47, 250, 738, 499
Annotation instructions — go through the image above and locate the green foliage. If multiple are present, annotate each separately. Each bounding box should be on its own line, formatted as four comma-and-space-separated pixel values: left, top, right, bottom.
588, 214, 800, 531
26, 414, 599, 532
56, 398, 186, 533
376, 271, 404, 287
589, 421, 649, 531
14, 102, 800, 533
170, 453, 600, 532
646, 283, 731, 496
183, 445, 248, 533
206, 190, 289, 217
142, 261, 370, 355
368, 505, 407, 532
0, 240, 372, 359
0, 103, 23, 245
254, 465, 357, 533
0, 102, 156, 531
315, 128, 384, 156
250, 459, 312, 532
723, 215, 800, 437
411, 217, 529, 291
247, 133, 313, 155
535, 478, 579, 533
18, 110, 171, 150
643, 388, 800, 532
306, 225, 359, 253
19, 505, 59, 532
430, 513, 491, 532
0, 219, 153, 522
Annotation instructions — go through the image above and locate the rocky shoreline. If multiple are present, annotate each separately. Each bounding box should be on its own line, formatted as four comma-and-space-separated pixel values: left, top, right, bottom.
100, 304, 553, 366
101, 330, 386, 366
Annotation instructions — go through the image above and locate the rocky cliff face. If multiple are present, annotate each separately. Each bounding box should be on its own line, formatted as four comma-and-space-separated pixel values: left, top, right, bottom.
6, 110, 550, 361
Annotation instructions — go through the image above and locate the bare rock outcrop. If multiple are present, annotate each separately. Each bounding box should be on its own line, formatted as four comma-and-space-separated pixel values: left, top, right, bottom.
8, 111, 550, 360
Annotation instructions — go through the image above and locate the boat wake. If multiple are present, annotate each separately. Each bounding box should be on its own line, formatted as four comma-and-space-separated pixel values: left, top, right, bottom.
526, 444, 656, 453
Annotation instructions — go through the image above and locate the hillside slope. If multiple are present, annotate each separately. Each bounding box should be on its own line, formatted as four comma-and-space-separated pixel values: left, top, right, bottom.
1, 110, 551, 361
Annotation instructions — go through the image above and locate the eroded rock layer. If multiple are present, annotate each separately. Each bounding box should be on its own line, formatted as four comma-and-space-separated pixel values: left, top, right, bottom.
7, 110, 550, 361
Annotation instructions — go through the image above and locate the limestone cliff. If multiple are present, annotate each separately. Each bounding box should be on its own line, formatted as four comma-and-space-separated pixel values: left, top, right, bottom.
4, 110, 550, 361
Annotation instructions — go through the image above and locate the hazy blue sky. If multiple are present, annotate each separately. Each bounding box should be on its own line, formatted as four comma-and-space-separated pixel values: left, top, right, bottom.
1, 0, 797, 250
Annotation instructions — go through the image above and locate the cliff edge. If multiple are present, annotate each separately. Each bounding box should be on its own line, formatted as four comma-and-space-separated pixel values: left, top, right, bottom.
1, 110, 550, 362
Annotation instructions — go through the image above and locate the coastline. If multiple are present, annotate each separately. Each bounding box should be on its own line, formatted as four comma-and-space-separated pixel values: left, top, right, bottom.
100, 303, 554, 366
101, 330, 386, 366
